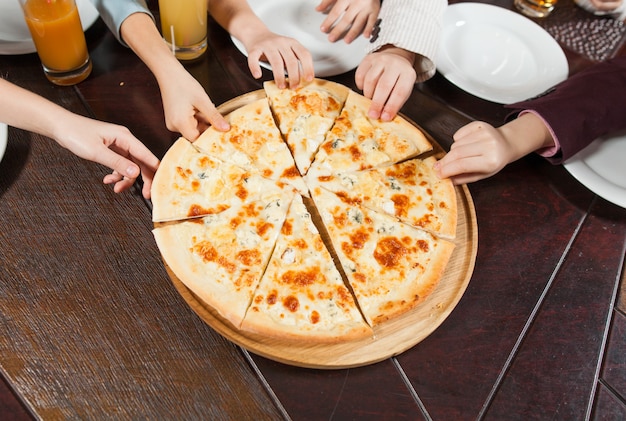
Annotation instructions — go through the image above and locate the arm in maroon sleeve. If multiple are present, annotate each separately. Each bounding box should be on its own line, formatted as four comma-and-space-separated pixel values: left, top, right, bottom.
504, 55, 626, 164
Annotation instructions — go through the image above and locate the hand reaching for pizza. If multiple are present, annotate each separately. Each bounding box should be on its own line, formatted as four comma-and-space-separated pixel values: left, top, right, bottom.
51, 115, 160, 199
209, 0, 314, 90
243, 31, 315, 90
355, 46, 417, 122
0, 78, 159, 199
156, 60, 231, 141
434, 114, 555, 185
316, 0, 381, 43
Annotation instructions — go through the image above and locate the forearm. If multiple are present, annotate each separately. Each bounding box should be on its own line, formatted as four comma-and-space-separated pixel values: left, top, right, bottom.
119, 12, 185, 87
498, 113, 556, 163
209, 0, 272, 46
0, 79, 79, 141
89, 0, 153, 45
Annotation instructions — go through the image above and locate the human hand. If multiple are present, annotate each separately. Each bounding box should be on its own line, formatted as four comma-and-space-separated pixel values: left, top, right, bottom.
434, 114, 554, 184
355, 47, 416, 121
245, 31, 315, 89
157, 68, 230, 141
316, 0, 381, 43
54, 116, 160, 199
434, 121, 519, 185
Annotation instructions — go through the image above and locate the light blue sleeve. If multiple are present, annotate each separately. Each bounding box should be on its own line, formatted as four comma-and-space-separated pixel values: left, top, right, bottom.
88, 0, 155, 46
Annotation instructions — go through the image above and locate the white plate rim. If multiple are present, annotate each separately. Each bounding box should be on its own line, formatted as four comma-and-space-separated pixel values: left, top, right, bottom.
0, 123, 7, 164
563, 131, 626, 208
230, 0, 368, 77
0, 0, 100, 56
436, 2, 569, 104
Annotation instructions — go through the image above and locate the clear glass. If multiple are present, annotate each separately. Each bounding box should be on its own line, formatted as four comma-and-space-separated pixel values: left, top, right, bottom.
18, 0, 92, 85
158, 0, 208, 61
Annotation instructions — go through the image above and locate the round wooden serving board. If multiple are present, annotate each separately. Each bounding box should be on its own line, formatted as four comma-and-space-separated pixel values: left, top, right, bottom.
164, 90, 478, 369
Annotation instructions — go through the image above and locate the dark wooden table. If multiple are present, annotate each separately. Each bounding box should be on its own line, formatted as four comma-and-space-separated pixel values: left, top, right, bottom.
1, 1, 625, 419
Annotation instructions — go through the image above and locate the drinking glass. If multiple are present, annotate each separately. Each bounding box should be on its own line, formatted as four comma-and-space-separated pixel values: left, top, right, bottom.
158, 0, 208, 61
18, 0, 92, 86
514, 0, 558, 18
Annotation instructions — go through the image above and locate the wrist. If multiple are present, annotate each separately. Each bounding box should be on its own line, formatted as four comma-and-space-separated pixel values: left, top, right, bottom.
499, 113, 555, 161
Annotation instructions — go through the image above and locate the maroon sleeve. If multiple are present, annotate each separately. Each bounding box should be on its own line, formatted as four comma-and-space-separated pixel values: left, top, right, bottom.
504, 56, 626, 164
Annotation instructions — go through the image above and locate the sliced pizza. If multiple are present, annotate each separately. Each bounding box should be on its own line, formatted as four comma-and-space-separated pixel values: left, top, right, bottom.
310, 185, 455, 327
241, 194, 372, 342
153, 189, 295, 329
193, 97, 307, 195
264, 79, 349, 176
306, 156, 457, 239
151, 137, 290, 223
308, 89, 433, 178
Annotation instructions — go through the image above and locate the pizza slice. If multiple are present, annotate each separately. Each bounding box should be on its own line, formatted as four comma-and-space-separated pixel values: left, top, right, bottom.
264, 79, 349, 176
153, 188, 296, 329
241, 194, 372, 342
193, 97, 307, 195
308, 90, 433, 178
310, 185, 455, 327
151, 137, 291, 222
306, 156, 457, 240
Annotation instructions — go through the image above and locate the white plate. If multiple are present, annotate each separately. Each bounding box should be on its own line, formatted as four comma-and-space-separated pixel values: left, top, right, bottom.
0, 0, 100, 55
436, 2, 568, 104
563, 132, 626, 208
0, 123, 7, 164
230, 0, 369, 77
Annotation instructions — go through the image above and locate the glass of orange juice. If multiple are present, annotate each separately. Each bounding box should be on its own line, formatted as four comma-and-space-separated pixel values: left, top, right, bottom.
18, 0, 92, 86
158, 0, 208, 61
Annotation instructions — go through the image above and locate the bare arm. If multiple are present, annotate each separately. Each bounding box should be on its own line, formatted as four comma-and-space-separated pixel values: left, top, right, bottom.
0, 78, 159, 198
209, 0, 314, 88
120, 12, 230, 140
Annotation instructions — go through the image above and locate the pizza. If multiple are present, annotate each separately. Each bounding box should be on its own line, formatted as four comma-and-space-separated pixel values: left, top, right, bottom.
192, 97, 307, 195
307, 89, 433, 179
153, 188, 295, 326
241, 194, 371, 342
305, 156, 457, 240
264, 79, 348, 176
310, 185, 455, 326
151, 78, 457, 343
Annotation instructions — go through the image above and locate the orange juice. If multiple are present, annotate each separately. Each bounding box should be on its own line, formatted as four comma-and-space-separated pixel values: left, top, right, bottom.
159, 0, 208, 60
23, 0, 89, 71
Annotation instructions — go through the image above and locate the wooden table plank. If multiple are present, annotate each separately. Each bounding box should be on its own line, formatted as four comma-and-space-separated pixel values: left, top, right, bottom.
602, 310, 626, 407
486, 198, 626, 418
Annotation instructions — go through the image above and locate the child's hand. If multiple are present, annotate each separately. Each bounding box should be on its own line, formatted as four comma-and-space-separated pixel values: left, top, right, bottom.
434, 121, 519, 185
435, 114, 555, 185
317, 0, 381, 43
355, 47, 416, 121
245, 32, 315, 89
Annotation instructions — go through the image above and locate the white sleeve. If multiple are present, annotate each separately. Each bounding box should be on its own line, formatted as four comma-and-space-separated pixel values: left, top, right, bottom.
367, 0, 447, 82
